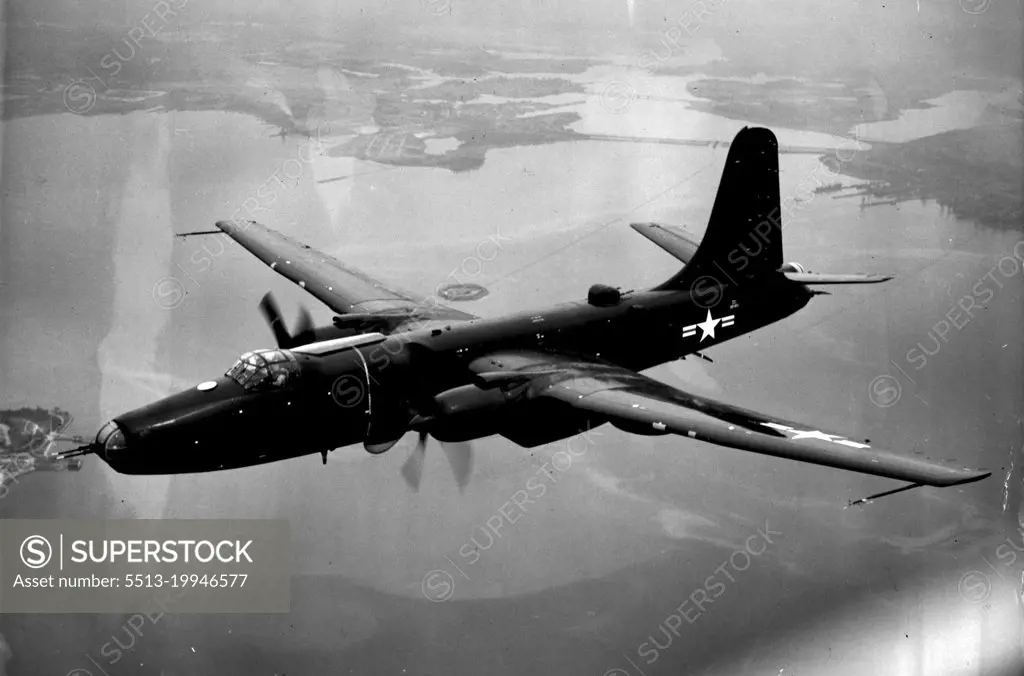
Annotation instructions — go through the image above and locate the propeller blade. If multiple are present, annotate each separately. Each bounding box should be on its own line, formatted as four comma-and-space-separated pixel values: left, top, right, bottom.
441, 441, 473, 492
294, 305, 316, 346
258, 292, 293, 348
400, 432, 428, 491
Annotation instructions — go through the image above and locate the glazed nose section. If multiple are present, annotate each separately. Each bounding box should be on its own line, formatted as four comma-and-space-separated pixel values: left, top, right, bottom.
95, 420, 128, 465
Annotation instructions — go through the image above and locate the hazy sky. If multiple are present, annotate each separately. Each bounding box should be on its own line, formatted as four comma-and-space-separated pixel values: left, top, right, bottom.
8, 0, 1021, 77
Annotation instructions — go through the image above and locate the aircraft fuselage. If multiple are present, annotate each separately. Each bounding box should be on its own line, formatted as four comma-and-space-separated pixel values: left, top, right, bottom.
308, 274, 813, 457
96, 274, 811, 474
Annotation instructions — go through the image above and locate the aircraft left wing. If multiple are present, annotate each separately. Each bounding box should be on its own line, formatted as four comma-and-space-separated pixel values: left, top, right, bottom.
469, 352, 990, 488
213, 219, 474, 321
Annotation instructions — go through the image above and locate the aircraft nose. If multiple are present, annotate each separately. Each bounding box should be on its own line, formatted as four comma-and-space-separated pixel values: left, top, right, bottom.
94, 419, 128, 464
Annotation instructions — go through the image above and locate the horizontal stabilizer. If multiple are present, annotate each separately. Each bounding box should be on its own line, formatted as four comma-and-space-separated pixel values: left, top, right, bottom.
785, 272, 894, 285
630, 222, 700, 265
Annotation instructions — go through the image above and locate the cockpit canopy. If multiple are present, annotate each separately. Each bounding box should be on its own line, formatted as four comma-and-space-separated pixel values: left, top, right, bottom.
225, 349, 300, 391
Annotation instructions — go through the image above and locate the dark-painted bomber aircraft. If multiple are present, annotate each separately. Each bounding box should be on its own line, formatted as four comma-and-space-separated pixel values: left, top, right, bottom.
60, 127, 990, 502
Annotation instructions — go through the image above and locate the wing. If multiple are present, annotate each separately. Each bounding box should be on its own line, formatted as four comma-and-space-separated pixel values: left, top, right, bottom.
468, 352, 990, 488
214, 219, 474, 321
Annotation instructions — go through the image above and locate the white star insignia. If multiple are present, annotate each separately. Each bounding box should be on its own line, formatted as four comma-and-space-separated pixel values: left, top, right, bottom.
760, 423, 871, 449
789, 430, 840, 442
696, 310, 721, 342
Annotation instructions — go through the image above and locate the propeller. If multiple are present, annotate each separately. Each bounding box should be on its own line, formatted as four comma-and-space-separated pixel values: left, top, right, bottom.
443, 440, 473, 490
258, 292, 315, 348
400, 432, 428, 490
400, 430, 473, 493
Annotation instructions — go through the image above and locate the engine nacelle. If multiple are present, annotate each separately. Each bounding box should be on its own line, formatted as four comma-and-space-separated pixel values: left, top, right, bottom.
429, 385, 519, 441
611, 418, 671, 436
587, 284, 621, 307
779, 261, 807, 274
435, 385, 511, 416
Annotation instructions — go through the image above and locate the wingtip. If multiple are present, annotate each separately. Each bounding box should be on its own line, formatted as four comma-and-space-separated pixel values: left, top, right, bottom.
951, 469, 992, 487
215, 219, 261, 234
928, 467, 992, 488
854, 273, 896, 284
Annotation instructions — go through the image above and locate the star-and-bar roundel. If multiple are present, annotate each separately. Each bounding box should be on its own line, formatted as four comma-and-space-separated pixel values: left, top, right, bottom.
760, 422, 871, 449
682, 310, 735, 342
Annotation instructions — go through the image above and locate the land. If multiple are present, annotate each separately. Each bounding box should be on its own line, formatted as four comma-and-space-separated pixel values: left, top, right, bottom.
685, 77, 1024, 231
835, 124, 1024, 230
3, 19, 1020, 229
0, 406, 82, 497
0, 406, 75, 456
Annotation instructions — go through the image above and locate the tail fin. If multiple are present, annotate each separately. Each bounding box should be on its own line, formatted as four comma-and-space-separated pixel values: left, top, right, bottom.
657, 127, 783, 290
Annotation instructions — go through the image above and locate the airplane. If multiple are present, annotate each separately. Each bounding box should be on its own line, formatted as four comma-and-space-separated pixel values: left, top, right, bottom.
58, 127, 990, 503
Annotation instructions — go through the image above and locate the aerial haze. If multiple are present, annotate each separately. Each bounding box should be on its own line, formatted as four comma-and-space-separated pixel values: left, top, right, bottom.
1, 0, 1022, 674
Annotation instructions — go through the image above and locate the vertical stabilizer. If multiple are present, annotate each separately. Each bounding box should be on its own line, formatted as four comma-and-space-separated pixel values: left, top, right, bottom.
657, 127, 783, 290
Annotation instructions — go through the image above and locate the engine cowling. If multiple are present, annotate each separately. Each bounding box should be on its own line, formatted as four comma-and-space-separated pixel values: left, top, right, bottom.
427, 385, 521, 441
611, 418, 671, 436
779, 261, 807, 274
435, 385, 510, 416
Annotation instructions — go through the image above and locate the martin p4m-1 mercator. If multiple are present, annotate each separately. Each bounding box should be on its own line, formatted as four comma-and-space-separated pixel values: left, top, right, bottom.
60, 127, 991, 504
